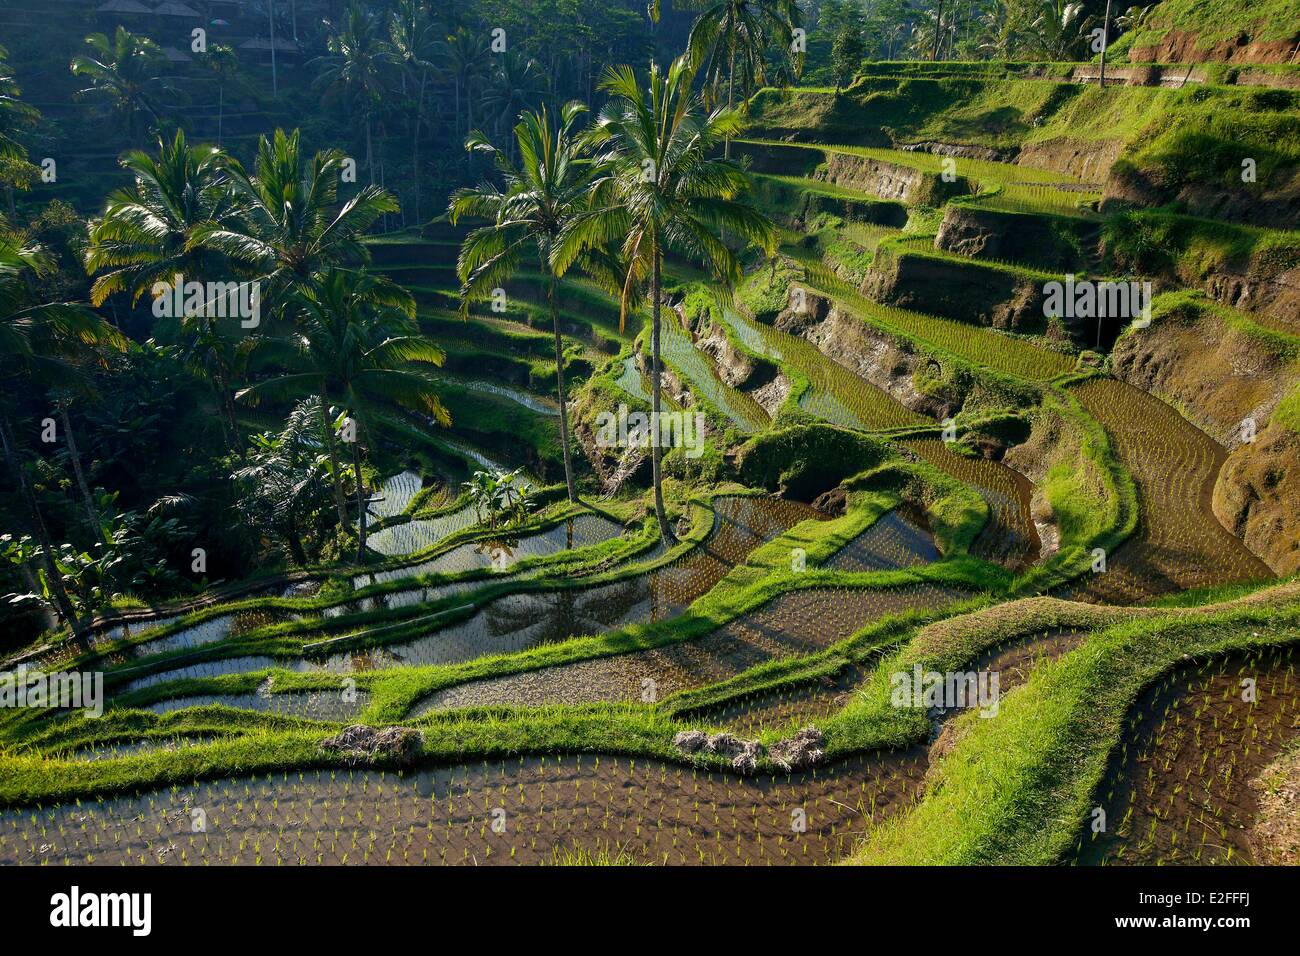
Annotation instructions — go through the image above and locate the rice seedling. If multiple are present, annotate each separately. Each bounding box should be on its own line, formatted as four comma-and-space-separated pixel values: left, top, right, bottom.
415, 581, 965, 713
0, 751, 929, 866
902, 439, 1039, 567
1078, 648, 1298, 865
791, 254, 1077, 381
722, 309, 925, 431
1065, 379, 1274, 604
657, 310, 771, 434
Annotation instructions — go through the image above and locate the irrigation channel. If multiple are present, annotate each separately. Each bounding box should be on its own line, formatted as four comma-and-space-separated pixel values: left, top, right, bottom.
1076, 646, 1299, 865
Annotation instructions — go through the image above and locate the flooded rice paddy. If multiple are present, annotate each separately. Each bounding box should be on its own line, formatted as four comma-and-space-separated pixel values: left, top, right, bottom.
356, 513, 625, 589
824, 507, 939, 571
413, 582, 965, 713
0, 748, 927, 865
142, 688, 370, 721
660, 311, 770, 433
723, 309, 923, 431
314, 496, 822, 674
1066, 380, 1273, 604
902, 438, 1039, 567
1076, 647, 1298, 866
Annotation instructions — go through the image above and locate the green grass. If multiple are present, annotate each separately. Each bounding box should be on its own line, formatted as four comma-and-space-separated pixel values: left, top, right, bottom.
1123, 0, 1300, 49
847, 593, 1300, 864
1275, 381, 1300, 433
790, 250, 1078, 381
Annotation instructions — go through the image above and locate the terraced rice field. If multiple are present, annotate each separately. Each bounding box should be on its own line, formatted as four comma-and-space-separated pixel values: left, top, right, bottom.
0, 750, 928, 866
613, 355, 653, 404
741, 139, 1103, 215
1077, 648, 1299, 865
311, 496, 820, 674
1067, 380, 1273, 604
366, 470, 423, 521
722, 310, 923, 431
142, 689, 371, 721
702, 665, 866, 738
659, 311, 771, 433
793, 256, 1077, 381
454, 380, 559, 416
365, 505, 484, 558
824, 508, 940, 571
902, 439, 1039, 567
969, 629, 1089, 697
413, 582, 964, 712
357, 513, 625, 589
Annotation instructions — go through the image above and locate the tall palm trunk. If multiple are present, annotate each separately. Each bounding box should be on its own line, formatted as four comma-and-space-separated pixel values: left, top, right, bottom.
724, 40, 737, 160
350, 424, 368, 564
548, 275, 578, 502
932, 0, 946, 61
1098, 0, 1113, 88
650, 237, 675, 544
57, 402, 102, 541
0, 410, 86, 641
319, 397, 350, 528
365, 117, 375, 185
412, 69, 427, 224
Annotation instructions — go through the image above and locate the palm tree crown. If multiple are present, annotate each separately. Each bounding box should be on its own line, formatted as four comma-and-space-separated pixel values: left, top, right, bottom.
449, 101, 601, 502
555, 56, 775, 540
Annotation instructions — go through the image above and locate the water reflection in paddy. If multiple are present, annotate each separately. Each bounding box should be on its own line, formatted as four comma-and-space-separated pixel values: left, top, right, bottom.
825, 507, 939, 572
314, 496, 822, 673
414, 582, 965, 712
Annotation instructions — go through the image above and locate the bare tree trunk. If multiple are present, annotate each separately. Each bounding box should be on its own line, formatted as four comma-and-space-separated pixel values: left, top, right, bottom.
932, 0, 946, 61
57, 401, 102, 540
1099, 0, 1113, 88
319, 397, 350, 528
350, 424, 368, 564
412, 69, 427, 224
366, 118, 375, 185
724, 40, 736, 160
0, 410, 86, 642
650, 237, 675, 544
549, 275, 577, 502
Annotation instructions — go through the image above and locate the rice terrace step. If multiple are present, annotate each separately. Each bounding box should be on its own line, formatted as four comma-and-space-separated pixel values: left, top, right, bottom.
0, 0, 1297, 925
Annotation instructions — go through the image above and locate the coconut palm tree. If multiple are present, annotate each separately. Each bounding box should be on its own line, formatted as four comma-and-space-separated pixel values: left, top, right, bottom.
0, 44, 38, 214
555, 57, 776, 542
437, 27, 490, 140
84, 131, 245, 450
387, 0, 440, 224
194, 128, 399, 313
682, 0, 803, 156
0, 232, 127, 640
231, 397, 333, 566
313, 2, 392, 185
449, 102, 601, 503
1026, 0, 1089, 60
197, 44, 240, 147
482, 51, 546, 145
235, 269, 447, 562
70, 27, 176, 146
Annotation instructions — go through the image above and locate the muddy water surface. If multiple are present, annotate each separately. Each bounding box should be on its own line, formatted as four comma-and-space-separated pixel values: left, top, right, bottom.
319, 496, 821, 674
0, 749, 926, 865
1076, 648, 1298, 865
414, 583, 965, 713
